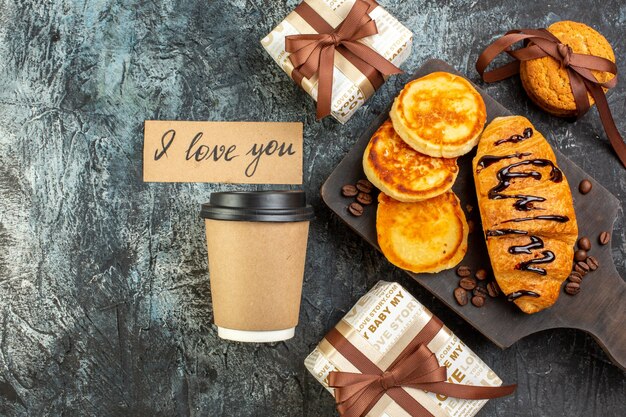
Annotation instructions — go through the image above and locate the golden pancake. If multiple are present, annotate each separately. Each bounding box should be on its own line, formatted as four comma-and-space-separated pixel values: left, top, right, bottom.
363, 119, 459, 202
390, 71, 487, 158
376, 192, 468, 273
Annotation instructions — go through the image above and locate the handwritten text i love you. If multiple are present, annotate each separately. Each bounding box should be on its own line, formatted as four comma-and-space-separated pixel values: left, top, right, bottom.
143, 121, 302, 184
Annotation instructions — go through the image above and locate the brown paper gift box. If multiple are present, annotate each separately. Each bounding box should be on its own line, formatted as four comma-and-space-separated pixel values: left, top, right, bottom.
261, 0, 412, 123
305, 281, 506, 417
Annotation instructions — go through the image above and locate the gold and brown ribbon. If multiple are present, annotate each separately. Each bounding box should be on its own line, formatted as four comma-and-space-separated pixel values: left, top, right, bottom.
285, 0, 402, 119
325, 317, 516, 417
476, 28, 626, 168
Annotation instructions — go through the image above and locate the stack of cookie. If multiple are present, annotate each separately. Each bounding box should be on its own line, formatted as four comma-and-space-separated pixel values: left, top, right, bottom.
363, 71, 486, 273
519, 21, 616, 118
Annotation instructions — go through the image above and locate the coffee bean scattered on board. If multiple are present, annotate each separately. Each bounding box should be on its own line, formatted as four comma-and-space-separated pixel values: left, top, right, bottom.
567, 272, 582, 284
459, 276, 477, 290
356, 179, 374, 193
598, 231, 610, 245
577, 236, 591, 251
475, 268, 488, 281
574, 249, 588, 262
473, 286, 488, 298
456, 265, 471, 277
578, 179, 592, 194
341, 184, 358, 197
487, 281, 500, 297
348, 202, 364, 217
467, 219, 475, 234
585, 255, 599, 271
356, 192, 372, 205
471, 295, 486, 307
454, 287, 468, 306
574, 261, 590, 275
565, 281, 581, 295
569, 271, 583, 281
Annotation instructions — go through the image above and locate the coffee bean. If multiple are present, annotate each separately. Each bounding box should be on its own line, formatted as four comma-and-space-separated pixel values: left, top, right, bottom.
565, 281, 580, 295
473, 286, 488, 298
459, 277, 477, 290
475, 268, 488, 281
348, 202, 364, 217
487, 281, 500, 297
578, 179, 592, 194
574, 261, 590, 275
454, 287, 468, 306
567, 272, 582, 284
598, 231, 610, 245
467, 219, 475, 234
341, 184, 358, 197
471, 295, 486, 307
574, 249, 588, 262
585, 255, 599, 271
569, 271, 583, 280
456, 265, 471, 277
356, 192, 372, 205
577, 237, 591, 251
356, 179, 374, 193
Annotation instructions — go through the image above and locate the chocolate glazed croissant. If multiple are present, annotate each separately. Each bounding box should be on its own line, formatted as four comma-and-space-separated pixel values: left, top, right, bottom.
473, 116, 578, 314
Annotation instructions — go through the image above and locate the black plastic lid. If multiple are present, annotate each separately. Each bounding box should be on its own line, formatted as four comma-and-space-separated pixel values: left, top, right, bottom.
200, 191, 315, 222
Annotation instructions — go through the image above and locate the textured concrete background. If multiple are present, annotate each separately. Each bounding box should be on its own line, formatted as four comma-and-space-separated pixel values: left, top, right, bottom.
0, 0, 625, 416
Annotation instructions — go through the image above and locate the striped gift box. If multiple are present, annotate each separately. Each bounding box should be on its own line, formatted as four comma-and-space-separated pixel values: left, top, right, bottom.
261, 0, 412, 123
305, 281, 507, 417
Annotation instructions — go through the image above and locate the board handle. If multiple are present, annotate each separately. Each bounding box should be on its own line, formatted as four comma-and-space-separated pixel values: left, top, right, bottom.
582, 270, 626, 371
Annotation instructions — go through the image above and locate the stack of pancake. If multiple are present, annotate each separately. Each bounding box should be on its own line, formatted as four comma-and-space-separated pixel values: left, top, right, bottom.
363, 71, 486, 273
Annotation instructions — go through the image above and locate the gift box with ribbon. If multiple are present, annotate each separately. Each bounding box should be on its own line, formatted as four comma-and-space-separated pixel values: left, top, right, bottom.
305, 281, 516, 417
261, 0, 412, 123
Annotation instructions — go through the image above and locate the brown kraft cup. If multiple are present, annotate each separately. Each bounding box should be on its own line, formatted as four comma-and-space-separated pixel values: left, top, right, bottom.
200, 191, 314, 343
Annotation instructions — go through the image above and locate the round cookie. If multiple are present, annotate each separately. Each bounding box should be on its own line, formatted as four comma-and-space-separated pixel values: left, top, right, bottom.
520, 21, 616, 118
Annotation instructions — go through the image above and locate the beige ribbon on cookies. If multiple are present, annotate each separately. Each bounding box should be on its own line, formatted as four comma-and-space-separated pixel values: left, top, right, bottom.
476, 28, 626, 168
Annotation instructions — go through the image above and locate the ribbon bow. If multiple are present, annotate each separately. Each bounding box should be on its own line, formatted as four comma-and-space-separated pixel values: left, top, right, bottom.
476, 28, 626, 168
285, 0, 402, 119
328, 343, 516, 417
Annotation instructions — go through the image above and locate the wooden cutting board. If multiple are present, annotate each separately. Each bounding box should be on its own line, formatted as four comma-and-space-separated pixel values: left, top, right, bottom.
321, 59, 626, 371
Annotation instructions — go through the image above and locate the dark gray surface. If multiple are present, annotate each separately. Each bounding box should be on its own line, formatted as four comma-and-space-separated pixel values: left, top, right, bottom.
0, 0, 624, 416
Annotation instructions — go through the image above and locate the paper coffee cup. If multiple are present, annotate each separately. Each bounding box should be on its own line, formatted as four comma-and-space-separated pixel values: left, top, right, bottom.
200, 191, 314, 343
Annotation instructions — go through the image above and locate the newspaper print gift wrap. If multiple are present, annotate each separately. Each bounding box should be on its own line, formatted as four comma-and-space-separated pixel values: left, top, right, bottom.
261, 0, 413, 123
305, 281, 515, 417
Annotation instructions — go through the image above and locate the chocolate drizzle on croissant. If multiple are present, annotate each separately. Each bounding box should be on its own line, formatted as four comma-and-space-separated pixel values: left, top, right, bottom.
485, 228, 528, 237
506, 290, 540, 302
508, 235, 543, 254
495, 127, 533, 146
473, 117, 578, 313
515, 250, 555, 275
509, 236, 555, 276
502, 215, 569, 223
480, 139, 568, 279
486, 158, 563, 212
